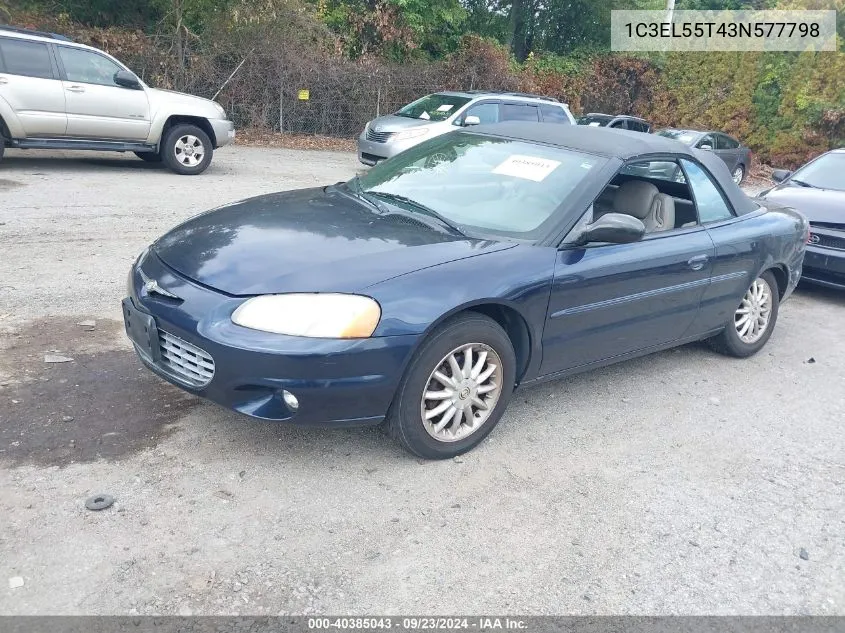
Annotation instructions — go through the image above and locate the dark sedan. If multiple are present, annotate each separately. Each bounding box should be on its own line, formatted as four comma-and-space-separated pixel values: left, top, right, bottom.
654, 128, 751, 185
124, 124, 807, 459
757, 148, 845, 289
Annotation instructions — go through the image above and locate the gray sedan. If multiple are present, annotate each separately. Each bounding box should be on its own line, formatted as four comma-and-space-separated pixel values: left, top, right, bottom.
654, 128, 751, 184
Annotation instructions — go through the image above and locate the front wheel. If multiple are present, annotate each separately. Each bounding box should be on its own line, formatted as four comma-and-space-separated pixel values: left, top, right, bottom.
161, 124, 213, 175
386, 313, 516, 459
707, 270, 779, 358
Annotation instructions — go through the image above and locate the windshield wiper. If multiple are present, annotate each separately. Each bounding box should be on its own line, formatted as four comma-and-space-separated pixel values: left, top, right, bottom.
368, 191, 466, 237
348, 177, 386, 213
789, 178, 815, 188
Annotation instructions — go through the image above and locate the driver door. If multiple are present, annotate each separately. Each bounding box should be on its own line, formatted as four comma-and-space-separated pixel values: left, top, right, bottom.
539, 164, 716, 377
56, 45, 150, 140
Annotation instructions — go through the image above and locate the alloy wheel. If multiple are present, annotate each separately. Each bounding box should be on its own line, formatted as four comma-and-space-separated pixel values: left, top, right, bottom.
420, 343, 503, 442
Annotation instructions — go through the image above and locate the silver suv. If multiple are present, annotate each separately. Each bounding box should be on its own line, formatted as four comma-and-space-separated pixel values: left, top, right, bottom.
358, 91, 576, 166
0, 25, 234, 175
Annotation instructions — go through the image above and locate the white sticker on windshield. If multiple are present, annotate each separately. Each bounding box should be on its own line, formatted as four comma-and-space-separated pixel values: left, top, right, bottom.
419, 111, 430, 120
588, 121, 602, 127
436, 104, 454, 112
492, 155, 562, 182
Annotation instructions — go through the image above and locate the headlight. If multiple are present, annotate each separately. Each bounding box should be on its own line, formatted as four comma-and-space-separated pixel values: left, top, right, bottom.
231, 293, 381, 338
393, 127, 430, 142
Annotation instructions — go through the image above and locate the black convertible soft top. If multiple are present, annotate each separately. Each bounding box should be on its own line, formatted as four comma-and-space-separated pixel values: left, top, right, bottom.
470, 122, 759, 216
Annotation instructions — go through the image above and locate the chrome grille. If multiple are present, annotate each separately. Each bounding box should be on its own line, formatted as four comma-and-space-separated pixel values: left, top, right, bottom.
158, 330, 214, 387
366, 128, 395, 143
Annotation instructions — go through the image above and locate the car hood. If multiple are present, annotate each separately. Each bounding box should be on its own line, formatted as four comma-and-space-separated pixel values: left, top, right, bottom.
368, 114, 437, 133
760, 185, 845, 225
146, 87, 223, 117
152, 187, 514, 296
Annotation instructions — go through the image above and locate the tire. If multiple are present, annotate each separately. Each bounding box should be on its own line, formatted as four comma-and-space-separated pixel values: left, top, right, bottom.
707, 270, 779, 358
386, 313, 516, 460
161, 124, 213, 175
134, 151, 162, 163
732, 164, 745, 185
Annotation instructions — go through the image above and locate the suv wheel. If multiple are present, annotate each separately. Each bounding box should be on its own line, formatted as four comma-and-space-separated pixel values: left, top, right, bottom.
162, 124, 213, 175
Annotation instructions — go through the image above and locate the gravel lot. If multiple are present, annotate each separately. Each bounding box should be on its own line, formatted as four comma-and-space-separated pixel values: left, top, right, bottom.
0, 146, 843, 616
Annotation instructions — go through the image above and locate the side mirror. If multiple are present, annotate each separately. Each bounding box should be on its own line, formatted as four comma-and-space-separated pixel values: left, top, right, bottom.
572, 213, 645, 246
698, 143, 713, 150
463, 115, 481, 126
114, 70, 142, 90
771, 169, 792, 183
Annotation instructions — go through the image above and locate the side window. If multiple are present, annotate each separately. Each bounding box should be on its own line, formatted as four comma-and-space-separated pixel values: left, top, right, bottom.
681, 159, 734, 223
696, 134, 715, 150
462, 101, 499, 125
540, 105, 570, 124
719, 134, 739, 149
609, 119, 627, 129
500, 103, 539, 122
58, 46, 121, 87
0, 38, 54, 79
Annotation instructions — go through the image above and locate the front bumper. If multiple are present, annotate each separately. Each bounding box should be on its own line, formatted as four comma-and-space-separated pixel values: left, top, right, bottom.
802, 243, 845, 290
210, 119, 235, 148
124, 252, 419, 425
356, 133, 427, 166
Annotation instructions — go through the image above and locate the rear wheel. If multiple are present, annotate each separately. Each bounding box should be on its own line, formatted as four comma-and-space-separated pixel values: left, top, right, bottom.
732, 164, 745, 185
161, 124, 213, 175
708, 270, 779, 358
386, 313, 515, 459
134, 151, 162, 163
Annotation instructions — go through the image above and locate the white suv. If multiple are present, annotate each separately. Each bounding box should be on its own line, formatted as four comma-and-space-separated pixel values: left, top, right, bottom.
358, 91, 576, 166
0, 25, 234, 175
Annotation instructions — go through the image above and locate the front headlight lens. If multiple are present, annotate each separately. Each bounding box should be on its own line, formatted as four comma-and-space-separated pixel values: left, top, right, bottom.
393, 127, 430, 142
231, 293, 381, 338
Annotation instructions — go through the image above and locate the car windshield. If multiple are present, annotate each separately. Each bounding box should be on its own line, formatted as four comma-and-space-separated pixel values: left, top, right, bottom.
655, 129, 699, 145
395, 94, 472, 122
354, 132, 605, 239
789, 153, 845, 191
578, 115, 613, 127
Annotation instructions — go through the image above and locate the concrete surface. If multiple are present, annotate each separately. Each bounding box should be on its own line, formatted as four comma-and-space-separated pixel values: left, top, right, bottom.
0, 146, 843, 616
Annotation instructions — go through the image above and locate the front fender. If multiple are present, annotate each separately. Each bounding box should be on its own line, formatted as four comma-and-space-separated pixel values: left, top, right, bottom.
368, 244, 557, 382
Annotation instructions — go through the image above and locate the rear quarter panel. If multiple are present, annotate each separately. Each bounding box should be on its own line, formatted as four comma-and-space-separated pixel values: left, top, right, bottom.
694, 204, 807, 333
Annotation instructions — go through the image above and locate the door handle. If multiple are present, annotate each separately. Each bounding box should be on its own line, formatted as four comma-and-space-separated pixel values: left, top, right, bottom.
66, 85, 85, 93
687, 255, 709, 271
0, 76, 8, 85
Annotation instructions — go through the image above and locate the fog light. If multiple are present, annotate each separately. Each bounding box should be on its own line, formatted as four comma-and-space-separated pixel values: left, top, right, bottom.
281, 390, 299, 411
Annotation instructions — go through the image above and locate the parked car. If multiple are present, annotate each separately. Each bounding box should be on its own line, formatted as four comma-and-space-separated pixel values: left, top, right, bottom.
577, 113, 652, 133
125, 123, 807, 459
756, 148, 845, 289
357, 91, 576, 166
0, 25, 234, 175
654, 128, 751, 185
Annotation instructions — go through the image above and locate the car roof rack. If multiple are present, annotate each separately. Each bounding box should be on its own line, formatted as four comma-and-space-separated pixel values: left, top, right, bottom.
0, 24, 73, 41
499, 91, 560, 103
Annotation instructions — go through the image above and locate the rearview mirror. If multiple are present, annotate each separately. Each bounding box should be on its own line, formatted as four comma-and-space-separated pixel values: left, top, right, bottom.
114, 70, 142, 90
463, 115, 481, 126
771, 169, 792, 183
573, 213, 645, 246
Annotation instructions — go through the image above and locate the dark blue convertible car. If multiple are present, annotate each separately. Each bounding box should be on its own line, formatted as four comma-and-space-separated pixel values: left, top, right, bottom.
124, 123, 808, 459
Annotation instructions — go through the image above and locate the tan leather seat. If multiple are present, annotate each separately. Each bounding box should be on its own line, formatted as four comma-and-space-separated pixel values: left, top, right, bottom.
612, 180, 676, 232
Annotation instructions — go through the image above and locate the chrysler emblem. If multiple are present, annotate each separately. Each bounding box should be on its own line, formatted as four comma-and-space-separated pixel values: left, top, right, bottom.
808, 233, 820, 245
139, 270, 180, 300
